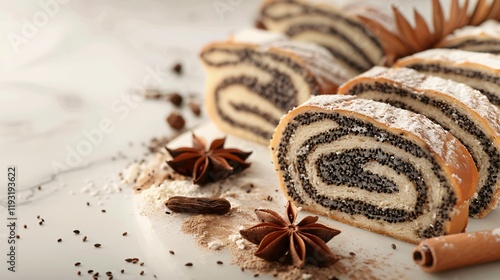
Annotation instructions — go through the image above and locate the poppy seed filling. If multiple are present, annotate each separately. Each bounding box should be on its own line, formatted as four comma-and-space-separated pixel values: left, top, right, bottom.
201, 47, 319, 141
444, 39, 500, 54
406, 63, 500, 105
276, 112, 456, 238
285, 24, 372, 72
347, 82, 500, 216
260, 0, 384, 60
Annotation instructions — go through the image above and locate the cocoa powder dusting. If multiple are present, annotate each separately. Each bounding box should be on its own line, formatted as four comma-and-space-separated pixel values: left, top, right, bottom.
179, 184, 396, 280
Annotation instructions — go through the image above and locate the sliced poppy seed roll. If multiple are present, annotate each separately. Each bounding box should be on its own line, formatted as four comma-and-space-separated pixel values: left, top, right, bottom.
200, 29, 351, 145
258, 0, 394, 74
438, 20, 500, 54
270, 95, 477, 244
339, 67, 500, 218
396, 48, 500, 107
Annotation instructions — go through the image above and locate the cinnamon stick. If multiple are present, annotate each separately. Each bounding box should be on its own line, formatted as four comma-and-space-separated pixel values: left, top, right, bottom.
413, 228, 500, 272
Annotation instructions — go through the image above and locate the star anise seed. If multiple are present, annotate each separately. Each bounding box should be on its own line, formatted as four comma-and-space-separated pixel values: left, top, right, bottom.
166, 134, 252, 186
240, 201, 341, 268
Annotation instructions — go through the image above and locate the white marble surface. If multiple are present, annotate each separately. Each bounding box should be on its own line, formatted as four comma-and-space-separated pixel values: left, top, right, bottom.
0, 0, 498, 279
0, 1, 263, 279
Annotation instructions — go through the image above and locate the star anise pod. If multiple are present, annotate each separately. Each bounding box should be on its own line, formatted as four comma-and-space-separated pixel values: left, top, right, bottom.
240, 201, 341, 268
359, 0, 500, 65
166, 134, 252, 186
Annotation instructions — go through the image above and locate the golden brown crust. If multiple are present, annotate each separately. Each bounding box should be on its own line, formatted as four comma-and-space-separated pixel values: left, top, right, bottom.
270, 100, 476, 243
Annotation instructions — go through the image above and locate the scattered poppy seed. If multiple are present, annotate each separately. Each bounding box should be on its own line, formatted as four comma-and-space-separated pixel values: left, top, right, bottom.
121, 269, 125, 273
216, 261, 223, 265
73, 230, 80, 234
254, 274, 260, 278
75, 262, 81, 266
392, 243, 397, 250
125, 258, 133, 263
140, 270, 144, 276
39, 221, 43, 225
88, 270, 94, 274
77, 271, 81, 275
349, 252, 356, 257
57, 238, 62, 242
169, 250, 175, 255
140, 262, 144, 266
93, 272, 99, 277
16, 235, 20, 239
241, 267, 245, 272
86, 202, 90, 206
83, 236, 87, 242
132, 259, 139, 264
94, 243, 101, 248
106, 271, 112, 276
37, 215, 40, 219
38, 186, 42, 190
172, 63, 182, 75
165, 211, 171, 215
41, 219, 45, 222
185, 263, 193, 267
122, 232, 128, 236
101, 209, 106, 213
23, 224, 27, 229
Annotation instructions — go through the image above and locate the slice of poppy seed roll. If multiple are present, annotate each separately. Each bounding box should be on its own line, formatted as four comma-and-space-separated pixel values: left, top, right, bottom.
438, 20, 500, 54
395, 49, 500, 107
339, 66, 500, 218
200, 29, 351, 145
258, 0, 393, 75
270, 95, 477, 244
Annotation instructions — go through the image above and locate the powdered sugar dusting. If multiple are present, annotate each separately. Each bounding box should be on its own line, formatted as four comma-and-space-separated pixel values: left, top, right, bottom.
400, 48, 500, 70
270, 40, 352, 86
360, 67, 500, 135
444, 20, 500, 41
231, 28, 288, 45
231, 28, 352, 87
136, 180, 220, 214
305, 94, 459, 164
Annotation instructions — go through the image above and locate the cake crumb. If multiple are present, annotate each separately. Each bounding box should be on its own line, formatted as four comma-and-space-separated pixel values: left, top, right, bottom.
207, 240, 224, 250
124, 163, 140, 184
302, 273, 313, 279
236, 239, 246, 250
